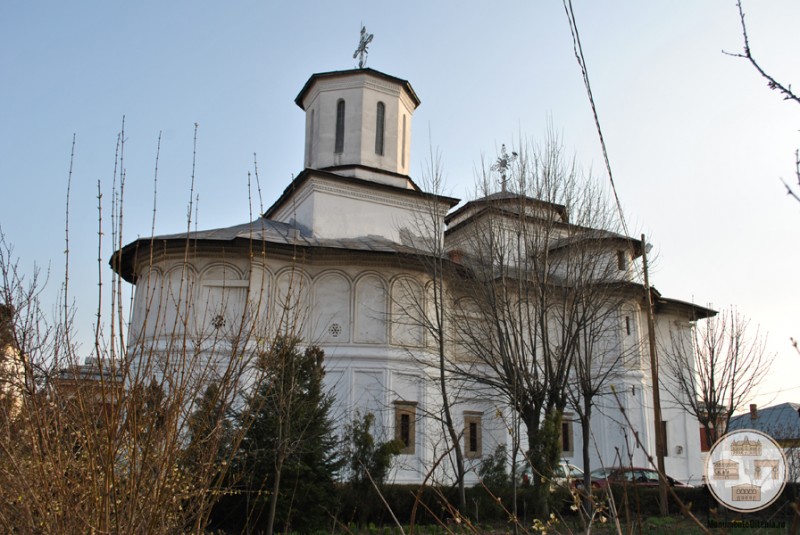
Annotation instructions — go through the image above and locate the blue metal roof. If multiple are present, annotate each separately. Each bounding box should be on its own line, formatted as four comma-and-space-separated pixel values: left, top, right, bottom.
728, 402, 800, 441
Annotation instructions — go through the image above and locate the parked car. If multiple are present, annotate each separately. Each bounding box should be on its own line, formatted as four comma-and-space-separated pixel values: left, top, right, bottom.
552, 462, 584, 488
577, 466, 691, 490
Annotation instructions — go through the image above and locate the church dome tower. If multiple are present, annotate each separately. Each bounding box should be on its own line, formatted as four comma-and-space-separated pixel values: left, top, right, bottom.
295, 68, 420, 188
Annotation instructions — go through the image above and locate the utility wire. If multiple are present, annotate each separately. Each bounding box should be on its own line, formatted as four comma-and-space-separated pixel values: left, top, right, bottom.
561, 0, 640, 274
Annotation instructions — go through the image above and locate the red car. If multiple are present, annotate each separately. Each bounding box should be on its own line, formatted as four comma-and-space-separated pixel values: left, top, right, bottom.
581, 467, 691, 490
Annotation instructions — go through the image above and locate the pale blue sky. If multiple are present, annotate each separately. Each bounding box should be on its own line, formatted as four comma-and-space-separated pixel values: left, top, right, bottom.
1, 2, 798, 408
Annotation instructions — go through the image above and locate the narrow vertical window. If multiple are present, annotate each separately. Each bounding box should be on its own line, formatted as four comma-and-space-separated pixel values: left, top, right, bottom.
401, 414, 410, 445
310, 109, 315, 149
464, 412, 483, 458
307, 109, 315, 165
335, 99, 345, 154
401, 114, 406, 167
625, 316, 631, 335
394, 400, 417, 454
375, 102, 385, 155
469, 422, 478, 452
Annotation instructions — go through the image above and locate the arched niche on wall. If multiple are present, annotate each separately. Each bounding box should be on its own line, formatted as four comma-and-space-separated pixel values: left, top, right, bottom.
196, 263, 249, 340
158, 264, 197, 339
450, 296, 486, 361
312, 271, 351, 343
354, 273, 388, 344
390, 277, 424, 348
275, 268, 311, 339
248, 263, 273, 335
131, 266, 162, 342
619, 303, 643, 369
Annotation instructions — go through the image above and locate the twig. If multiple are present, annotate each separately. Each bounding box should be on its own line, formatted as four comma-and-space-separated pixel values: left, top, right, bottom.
723, 0, 800, 106
779, 149, 800, 204
724, 1, 800, 204
362, 461, 406, 535
63, 133, 75, 342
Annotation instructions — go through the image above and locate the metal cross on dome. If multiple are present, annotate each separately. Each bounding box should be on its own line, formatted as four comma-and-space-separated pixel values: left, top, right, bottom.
491, 144, 518, 192
353, 25, 374, 69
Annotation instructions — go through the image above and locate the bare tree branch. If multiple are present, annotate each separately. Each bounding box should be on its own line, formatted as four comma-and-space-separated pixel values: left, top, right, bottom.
725, 0, 800, 205
723, 0, 800, 105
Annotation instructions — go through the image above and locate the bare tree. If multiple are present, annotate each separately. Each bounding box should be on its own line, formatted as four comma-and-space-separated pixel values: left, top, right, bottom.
446, 134, 627, 518
663, 306, 772, 451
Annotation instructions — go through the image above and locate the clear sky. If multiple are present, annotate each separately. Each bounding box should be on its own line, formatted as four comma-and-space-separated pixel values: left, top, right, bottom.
1, 2, 798, 410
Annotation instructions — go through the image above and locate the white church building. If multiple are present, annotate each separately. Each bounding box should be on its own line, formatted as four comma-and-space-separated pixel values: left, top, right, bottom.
113, 66, 713, 486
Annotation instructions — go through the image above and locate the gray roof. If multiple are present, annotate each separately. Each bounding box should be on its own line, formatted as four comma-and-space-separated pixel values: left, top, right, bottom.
548, 229, 642, 255
150, 218, 425, 253
295, 67, 420, 109
728, 402, 800, 440
445, 191, 568, 226
112, 218, 432, 282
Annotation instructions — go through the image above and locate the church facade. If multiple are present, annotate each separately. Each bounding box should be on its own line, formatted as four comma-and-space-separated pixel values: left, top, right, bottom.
113, 66, 712, 485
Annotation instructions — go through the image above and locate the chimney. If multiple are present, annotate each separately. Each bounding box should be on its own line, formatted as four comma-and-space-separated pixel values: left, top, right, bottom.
750, 404, 758, 420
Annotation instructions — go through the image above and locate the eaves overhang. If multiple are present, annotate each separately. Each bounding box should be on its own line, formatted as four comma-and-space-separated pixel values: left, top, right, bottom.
294, 67, 421, 110
109, 218, 450, 284
445, 192, 568, 226
263, 167, 459, 220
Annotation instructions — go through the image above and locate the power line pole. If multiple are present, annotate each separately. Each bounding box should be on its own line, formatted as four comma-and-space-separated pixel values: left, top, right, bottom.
641, 234, 668, 515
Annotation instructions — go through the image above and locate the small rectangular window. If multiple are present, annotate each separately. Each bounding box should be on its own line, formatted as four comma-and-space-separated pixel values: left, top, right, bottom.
464, 412, 483, 458
625, 316, 631, 336
394, 401, 417, 454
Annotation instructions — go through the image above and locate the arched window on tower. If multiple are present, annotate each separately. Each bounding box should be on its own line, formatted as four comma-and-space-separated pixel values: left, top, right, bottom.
335, 99, 345, 154
309, 109, 315, 154
401, 114, 407, 167
375, 102, 385, 155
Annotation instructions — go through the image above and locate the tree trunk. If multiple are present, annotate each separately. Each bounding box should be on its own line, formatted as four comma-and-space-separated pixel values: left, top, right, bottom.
266, 456, 283, 535
441, 384, 466, 513
581, 401, 593, 520
524, 408, 561, 520
438, 334, 466, 513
